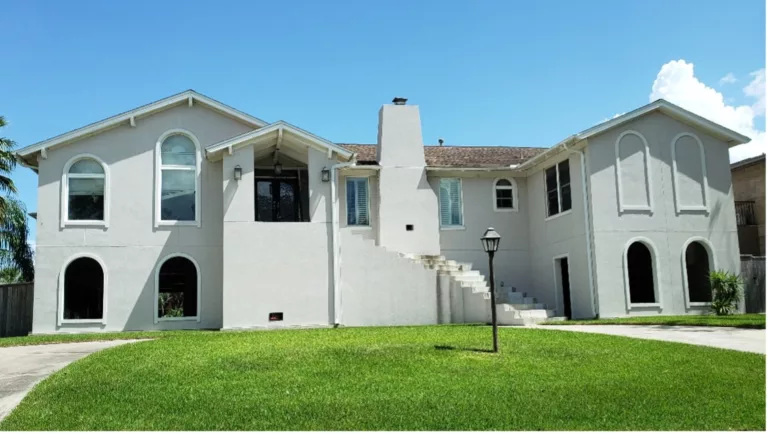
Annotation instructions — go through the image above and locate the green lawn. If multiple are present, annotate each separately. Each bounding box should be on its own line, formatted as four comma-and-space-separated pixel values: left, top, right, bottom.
543, 313, 766, 329
1, 326, 764, 430
0, 329, 204, 348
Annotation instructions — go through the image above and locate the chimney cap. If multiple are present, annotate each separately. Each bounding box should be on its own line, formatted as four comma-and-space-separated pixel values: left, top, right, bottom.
438, 138, 444, 146
392, 97, 408, 105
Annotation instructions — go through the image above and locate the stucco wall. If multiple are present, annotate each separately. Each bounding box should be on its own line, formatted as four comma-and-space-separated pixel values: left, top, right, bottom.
525, 154, 593, 319
587, 112, 740, 317
33, 103, 254, 333
339, 231, 438, 326
429, 173, 533, 302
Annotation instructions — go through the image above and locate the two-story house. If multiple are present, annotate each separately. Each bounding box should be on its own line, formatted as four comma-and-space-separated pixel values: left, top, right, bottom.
16, 91, 749, 334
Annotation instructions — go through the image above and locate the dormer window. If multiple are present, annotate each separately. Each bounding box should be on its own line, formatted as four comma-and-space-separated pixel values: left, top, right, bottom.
61, 155, 109, 227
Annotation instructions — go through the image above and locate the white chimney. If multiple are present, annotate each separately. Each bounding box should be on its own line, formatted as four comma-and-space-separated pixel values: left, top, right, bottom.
376, 98, 426, 168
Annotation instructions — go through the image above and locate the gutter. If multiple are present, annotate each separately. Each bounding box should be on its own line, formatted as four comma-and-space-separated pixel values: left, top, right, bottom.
330, 155, 357, 326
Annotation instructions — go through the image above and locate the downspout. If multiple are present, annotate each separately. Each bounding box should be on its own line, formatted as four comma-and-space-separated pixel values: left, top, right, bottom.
569, 147, 599, 318
330, 155, 357, 326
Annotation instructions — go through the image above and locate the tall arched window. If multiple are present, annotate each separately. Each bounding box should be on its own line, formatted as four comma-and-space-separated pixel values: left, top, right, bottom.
59, 255, 106, 324
156, 130, 201, 226
493, 178, 518, 211
684, 240, 714, 305
623, 239, 659, 308
155, 254, 200, 322
62, 155, 108, 227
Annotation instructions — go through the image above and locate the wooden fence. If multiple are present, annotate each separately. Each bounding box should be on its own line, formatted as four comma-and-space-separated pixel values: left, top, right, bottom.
0, 283, 34, 338
741, 255, 766, 314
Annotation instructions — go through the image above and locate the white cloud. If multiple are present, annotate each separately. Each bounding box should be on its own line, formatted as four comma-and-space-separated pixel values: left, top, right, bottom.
649, 60, 766, 162
719, 72, 738, 85
600, 112, 625, 123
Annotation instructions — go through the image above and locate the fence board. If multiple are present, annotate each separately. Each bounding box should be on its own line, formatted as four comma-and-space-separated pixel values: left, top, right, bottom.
741, 255, 766, 314
0, 283, 34, 338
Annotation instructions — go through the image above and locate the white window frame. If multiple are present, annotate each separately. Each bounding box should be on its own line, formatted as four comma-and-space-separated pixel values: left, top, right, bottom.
622, 237, 662, 310
61, 154, 109, 229
57, 253, 108, 326
346, 176, 371, 227
681, 237, 717, 309
155, 129, 202, 228
154, 253, 202, 323
439, 177, 465, 230
544, 159, 572, 220
493, 178, 518, 212
615, 130, 654, 213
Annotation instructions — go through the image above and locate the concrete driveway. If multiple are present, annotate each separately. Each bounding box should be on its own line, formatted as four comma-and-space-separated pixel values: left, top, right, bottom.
537, 324, 765, 354
0, 340, 141, 422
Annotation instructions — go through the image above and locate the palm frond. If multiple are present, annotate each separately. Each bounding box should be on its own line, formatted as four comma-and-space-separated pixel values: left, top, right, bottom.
0, 196, 34, 282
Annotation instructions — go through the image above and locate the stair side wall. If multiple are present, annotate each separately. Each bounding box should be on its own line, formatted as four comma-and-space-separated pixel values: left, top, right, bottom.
340, 231, 438, 326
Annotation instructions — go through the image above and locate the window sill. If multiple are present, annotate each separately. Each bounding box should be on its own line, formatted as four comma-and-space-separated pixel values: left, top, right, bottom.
687, 301, 712, 307
61, 220, 108, 228
59, 318, 105, 325
440, 226, 466, 231
156, 220, 201, 228
629, 303, 661, 309
156, 316, 200, 323
348, 225, 373, 230
494, 207, 518, 213
677, 206, 710, 214
545, 209, 572, 222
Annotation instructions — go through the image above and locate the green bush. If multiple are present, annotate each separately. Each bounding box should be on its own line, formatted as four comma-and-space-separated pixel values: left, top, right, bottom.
709, 270, 743, 316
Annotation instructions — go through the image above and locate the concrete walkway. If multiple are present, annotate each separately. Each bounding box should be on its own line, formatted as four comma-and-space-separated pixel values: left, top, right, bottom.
0, 340, 141, 422
537, 324, 765, 354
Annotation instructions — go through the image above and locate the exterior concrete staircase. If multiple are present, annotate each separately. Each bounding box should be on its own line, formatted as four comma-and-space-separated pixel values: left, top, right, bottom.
402, 254, 563, 326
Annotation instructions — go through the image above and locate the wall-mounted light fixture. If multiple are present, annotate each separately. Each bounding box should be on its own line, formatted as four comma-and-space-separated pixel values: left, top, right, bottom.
321, 167, 331, 182
274, 162, 283, 175
234, 165, 242, 181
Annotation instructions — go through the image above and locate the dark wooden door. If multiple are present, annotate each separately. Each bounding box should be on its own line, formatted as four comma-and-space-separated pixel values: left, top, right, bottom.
256, 179, 300, 222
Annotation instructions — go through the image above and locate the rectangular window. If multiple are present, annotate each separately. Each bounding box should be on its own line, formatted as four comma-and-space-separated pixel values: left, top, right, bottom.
68, 178, 105, 220
346, 177, 370, 226
160, 169, 196, 221
545, 160, 572, 217
439, 178, 463, 227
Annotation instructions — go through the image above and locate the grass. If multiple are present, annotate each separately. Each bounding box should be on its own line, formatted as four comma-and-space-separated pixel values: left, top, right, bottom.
0, 329, 204, 348
0, 326, 764, 431
542, 313, 766, 329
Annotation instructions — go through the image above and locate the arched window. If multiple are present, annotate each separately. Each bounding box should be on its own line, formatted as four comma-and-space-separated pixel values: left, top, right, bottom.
59, 255, 106, 324
623, 239, 659, 307
156, 130, 201, 226
155, 254, 200, 322
493, 178, 517, 211
62, 155, 108, 227
684, 240, 714, 304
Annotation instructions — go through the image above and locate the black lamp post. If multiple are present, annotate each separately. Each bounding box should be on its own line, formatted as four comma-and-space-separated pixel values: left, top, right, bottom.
481, 227, 501, 353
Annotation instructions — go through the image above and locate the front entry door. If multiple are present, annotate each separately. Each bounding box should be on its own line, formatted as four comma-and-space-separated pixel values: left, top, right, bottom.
256, 178, 300, 222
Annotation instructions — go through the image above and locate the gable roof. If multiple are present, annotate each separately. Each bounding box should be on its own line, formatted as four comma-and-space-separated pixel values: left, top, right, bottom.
15, 90, 268, 159
731, 153, 765, 170
341, 144, 545, 168
206, 121, 354, 161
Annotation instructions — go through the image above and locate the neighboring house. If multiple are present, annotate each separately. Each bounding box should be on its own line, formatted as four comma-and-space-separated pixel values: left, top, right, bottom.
16, 91, 749, 334
731, 154, 765, 256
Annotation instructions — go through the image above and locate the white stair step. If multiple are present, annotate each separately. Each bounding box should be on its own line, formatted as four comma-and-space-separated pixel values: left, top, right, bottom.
502, 303, 545, 310
454, 274, 484, 283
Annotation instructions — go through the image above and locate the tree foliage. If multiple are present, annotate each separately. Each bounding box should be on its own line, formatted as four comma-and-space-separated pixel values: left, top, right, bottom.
709, 270, 743, 316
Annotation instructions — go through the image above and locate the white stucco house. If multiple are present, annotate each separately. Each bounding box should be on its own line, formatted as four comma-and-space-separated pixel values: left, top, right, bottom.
16, 91, 750, 334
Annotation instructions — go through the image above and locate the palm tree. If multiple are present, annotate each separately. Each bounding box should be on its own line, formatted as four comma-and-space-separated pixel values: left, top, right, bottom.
0, 116, 18, 219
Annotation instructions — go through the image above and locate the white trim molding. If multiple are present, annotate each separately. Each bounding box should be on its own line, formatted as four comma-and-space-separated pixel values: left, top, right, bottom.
492, 177, 518, 212
345, 176, 371, 227
57, 253, 108, 326
614, 130, 654, 213
60, 154, 110, 229
551, 253, 572, 318
154, 129, 202, 228
671, 132, 710, 214
681, 237, 717, 309
622, 237, 663, 311
154, 253, 202, 324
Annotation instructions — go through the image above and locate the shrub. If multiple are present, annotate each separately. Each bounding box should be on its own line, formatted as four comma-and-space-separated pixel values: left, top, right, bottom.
709, 270, 743, 316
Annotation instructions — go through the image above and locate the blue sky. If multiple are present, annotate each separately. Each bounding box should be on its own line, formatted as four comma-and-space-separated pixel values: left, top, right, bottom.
1, 0, 765, 243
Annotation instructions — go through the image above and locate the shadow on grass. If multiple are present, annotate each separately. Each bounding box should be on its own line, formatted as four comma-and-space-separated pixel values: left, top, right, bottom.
434, 345, 495, 353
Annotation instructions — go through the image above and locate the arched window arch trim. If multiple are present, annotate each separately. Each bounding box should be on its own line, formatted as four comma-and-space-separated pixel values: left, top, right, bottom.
614, 130, 654, 214
57, 253, 108, 326
622, 236, 663, 310
154, 129, 202, 228
153, 253, 202, 324
60, 153, 110, 228
681, 237, 717, 309
671, 132, 709, 214
492, 177, 519, 212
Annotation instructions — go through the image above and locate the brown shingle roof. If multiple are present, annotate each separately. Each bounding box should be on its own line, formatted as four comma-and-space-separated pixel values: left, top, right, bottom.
339, 144, 546, 168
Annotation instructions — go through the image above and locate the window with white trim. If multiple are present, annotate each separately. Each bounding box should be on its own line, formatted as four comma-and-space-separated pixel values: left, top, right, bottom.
156, 255, 199, 321
545, 160, 572, 217
157, 132, 199, 223
65, 157, 106, 222
494, 178, 516, 211
346, 177, 370, 226
439, 178, 463, 227
63, 257, 104, 321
